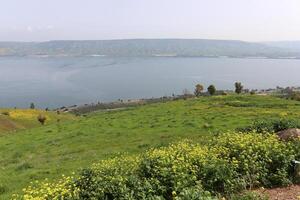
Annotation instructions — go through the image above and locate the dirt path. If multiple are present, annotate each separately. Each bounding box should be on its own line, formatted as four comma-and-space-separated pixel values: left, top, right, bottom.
257, 185, 300, 200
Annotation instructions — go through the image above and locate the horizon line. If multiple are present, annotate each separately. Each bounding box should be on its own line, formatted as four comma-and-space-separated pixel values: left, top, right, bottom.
1, 38, 300, 43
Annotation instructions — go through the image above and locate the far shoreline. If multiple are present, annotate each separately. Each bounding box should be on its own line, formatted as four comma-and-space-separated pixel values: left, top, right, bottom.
0, 54, 300, 60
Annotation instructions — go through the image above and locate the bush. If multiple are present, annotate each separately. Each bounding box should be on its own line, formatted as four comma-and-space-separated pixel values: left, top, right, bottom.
236, 118, 300, 133
37, 114, 47, 125
16, 133, 300, 200
234, 82, 243, 94
1, 111, 10, 116
194, 84, 204, 97
213, 133, 293, 188
230, 192, 268, 200
290, 92, 300, 101
221, 91, 228, 95
174, 185, 218, 200
30, 102, 35, 109
207, 85, 216, 95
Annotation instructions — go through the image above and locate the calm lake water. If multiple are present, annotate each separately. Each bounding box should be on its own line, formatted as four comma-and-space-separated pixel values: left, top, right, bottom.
0, 56, 300, 108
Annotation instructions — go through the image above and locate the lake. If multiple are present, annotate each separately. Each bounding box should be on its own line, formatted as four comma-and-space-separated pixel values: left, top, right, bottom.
0, 56, 300, 108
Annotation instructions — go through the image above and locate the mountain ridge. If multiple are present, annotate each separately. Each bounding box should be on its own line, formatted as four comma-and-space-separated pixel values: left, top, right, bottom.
0, 39, 299, 58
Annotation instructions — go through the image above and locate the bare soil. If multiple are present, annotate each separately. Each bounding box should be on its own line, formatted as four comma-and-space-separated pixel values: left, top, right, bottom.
257, 185, 300, 200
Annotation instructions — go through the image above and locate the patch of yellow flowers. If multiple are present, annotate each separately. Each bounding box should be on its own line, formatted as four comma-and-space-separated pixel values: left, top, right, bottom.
12, 175, 79, 200
8, 109, 51, 121
14, 132, 298, 199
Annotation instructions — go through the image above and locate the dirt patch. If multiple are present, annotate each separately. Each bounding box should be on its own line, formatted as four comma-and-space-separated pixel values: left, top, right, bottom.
277, 128, 300, 141
0, 118, 19, 132
256, 185, 300, 200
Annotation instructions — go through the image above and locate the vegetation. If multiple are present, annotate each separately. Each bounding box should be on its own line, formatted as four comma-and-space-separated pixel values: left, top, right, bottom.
0, 108, 74, 134
207, 85, 216, 95
236, 118, 300, 133
30, 103, 35, 109
2, 95, 300, 198
194, 84, 204, 97
230, 192, 268, 200
14, 132, 300, 199
234, 82, 243, 94
289, 91, 300, 101
37, 114, 47, 125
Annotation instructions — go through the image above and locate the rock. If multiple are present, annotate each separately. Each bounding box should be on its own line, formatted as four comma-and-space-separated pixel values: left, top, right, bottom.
277, 128, 300, 141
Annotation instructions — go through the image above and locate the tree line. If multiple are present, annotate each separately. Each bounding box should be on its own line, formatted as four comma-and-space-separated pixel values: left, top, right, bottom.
194, 82, 245, 96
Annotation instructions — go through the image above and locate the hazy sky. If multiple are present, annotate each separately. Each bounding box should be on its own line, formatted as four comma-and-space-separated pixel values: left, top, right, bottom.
1, 0, 300, 42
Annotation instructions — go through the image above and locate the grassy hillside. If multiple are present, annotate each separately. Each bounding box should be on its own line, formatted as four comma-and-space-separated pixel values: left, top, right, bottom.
1, 95, 300, 198
0, 108, 75, 134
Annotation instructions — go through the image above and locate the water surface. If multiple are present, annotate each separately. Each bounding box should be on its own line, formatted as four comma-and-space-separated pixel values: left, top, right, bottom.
0, 56, 300, 108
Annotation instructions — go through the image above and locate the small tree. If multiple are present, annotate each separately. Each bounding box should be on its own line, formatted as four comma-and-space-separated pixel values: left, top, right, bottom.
30, 102, 35, 109
207, 85, 216, 95
250, 90, 256, 95
234, 82, 243, 94
37, 114, 46, 125
194, 84, 204, 97
1, 111, 10, 116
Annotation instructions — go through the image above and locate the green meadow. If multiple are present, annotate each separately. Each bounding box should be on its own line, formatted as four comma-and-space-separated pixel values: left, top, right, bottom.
1, 94, 300, 199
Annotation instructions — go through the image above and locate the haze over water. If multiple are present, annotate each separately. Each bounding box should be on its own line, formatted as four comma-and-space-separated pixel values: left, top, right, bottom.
1, 56, 300, 108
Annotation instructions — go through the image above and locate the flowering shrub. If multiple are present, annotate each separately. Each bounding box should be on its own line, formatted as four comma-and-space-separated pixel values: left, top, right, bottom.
213, 133, 294, 188
12, 175, 79, 200
16, 132, 300, 200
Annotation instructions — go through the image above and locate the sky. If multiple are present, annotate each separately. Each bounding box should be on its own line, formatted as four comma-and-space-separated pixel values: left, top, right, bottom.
1, 0, 300, 42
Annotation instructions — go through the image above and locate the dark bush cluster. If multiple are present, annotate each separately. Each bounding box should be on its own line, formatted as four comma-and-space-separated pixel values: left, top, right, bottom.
236, 118, 300, 133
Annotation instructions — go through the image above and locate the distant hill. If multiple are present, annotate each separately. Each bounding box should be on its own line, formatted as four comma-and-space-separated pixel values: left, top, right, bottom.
0, 39, 299, 58
263, 41, 300, 52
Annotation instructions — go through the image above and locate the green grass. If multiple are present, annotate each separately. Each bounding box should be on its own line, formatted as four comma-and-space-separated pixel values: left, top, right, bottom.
1, 95, 300, 199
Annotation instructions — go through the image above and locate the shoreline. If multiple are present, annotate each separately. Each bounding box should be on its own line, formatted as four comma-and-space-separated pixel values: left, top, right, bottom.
57, 86, 300, 114
1, 55, 300, 60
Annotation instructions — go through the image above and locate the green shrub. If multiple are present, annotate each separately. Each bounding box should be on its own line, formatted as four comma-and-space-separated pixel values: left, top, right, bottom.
250, 90, 256, 95
174, 185, 218, 200
236, 118, 300, 133
214, 133, 293, 188
290, 139, 300, 161
1, 111, 10, 116
16, 133, 300, 200
290, 92, 300, 101
207, 85, 216, 95
74, 156, 143, 200
230, 191, 268, 200
37, 114, 47, 125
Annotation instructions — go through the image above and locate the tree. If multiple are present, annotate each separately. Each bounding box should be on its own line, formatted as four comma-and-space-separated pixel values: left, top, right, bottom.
30, 102, 35, 109
37, 114, 47, 125
207, 85, 216, 95
234, 82, 243, 94
194, 84, 204, 97
250, 90, 256, 95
